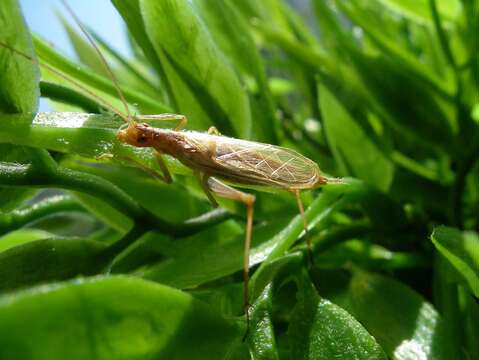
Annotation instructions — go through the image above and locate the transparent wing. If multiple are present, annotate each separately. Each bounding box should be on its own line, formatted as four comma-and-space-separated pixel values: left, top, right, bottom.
213, 137, 321, 188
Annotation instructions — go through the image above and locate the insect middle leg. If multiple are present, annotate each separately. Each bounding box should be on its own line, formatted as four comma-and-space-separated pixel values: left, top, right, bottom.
200, 175, 255, 325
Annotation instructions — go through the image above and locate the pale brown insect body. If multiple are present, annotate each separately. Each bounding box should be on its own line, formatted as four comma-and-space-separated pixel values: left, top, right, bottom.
118, 122, 328, 190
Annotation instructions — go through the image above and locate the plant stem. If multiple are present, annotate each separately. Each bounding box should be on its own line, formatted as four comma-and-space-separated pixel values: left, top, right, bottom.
171, 208, 233, 238
102, 208, 233, 262
40, 81, 106, 113
0, 194, 84, 235
451, 131, 479, 228
0, 149, 172, 231
429, 0, 457, 70
429, 0, 479, 227
434, 255, 463, 359
312, 221, 371, 254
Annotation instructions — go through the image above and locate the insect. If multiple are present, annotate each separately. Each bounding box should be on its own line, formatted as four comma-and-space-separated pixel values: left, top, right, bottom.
0, 1, 336, 328
117, 117, 330, 320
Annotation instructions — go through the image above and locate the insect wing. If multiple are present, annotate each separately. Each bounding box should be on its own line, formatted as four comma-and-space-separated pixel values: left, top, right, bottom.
214, 138, 320, 188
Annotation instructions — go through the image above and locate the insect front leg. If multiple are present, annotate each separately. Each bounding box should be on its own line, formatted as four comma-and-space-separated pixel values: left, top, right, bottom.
135, 113, 188, 131
203, 176, 255, 330
97, 152, 172, 184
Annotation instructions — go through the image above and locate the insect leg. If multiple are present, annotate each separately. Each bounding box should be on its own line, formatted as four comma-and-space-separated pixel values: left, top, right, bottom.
135, 113, 188, 131
154, 152, 173, 184
207, 126, 221, 135
205, 177, 255, 329
293, 189, 313, 264
97, 153, 171, 184
198, 173, 219, 207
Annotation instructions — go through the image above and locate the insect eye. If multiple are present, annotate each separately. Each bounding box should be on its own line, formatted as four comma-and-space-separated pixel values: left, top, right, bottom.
137, 135, 147, 144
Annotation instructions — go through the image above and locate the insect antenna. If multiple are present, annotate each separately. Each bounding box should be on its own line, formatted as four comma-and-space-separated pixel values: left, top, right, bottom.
61, 0, 133, 125
0, 39, 128, 122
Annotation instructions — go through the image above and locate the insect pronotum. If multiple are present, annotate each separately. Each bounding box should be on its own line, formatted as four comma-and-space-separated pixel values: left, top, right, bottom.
1, 1, 338, 330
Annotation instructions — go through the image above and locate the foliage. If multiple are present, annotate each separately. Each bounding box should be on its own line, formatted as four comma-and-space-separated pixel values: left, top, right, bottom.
0, 0, 479, 358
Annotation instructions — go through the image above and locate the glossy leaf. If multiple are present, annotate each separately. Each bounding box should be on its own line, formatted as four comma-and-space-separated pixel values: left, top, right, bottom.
431, 226, 479, 297
142, 217, 288, 289
345, 271, 454, 360
0, 112, 191, 175
248, 284, 279, 360
0, 237, 108, 292
0, 0, 40, 210
287, 270, 387, 360
0, 228, 52, 253
0, 145, 38, 212
0, 276, 242, 359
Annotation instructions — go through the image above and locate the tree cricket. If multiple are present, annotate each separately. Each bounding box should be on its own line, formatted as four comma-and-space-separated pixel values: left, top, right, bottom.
0, 1, 337, 328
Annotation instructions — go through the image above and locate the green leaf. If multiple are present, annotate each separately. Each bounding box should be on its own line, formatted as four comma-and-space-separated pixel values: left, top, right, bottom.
431, 226, 479, 297
88, 28, 161, 99
33, 36, 170, 115
58, 14, 109, 77
0, 237, 108, 292
349, 52, 453, 150
0, 0, 39, 114
460, 287, 479, 359
250, 181, 379, 299
373, 0, 461, 25
72, 192, 133, 233
319, 84, 395, 192
336, 0, 451, 99
248, 284, 279, 360
0, 0, 40, 210
316, 239, 428, 270
0, 145, 38, 211
0, 112, 191, 176
287, 270, 387, 360
67, 158, 208, 224
0, 276, 242, 359
140, 0, 252, 138
195, 0, 277, 142
142, 217, 288, 289
0, 229, 52, 253
345, 271, 453, 360
110, 0, 170, 90
312, 0, 351, 52
113, 0, 214, 131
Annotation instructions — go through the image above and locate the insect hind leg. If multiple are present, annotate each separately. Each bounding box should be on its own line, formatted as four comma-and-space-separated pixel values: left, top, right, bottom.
292, 189, 313, 265
204, 176, 255, 336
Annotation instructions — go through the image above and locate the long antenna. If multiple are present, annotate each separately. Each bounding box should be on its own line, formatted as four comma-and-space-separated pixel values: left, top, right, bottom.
0, 39, 128, 122
61, 0, 132, 124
